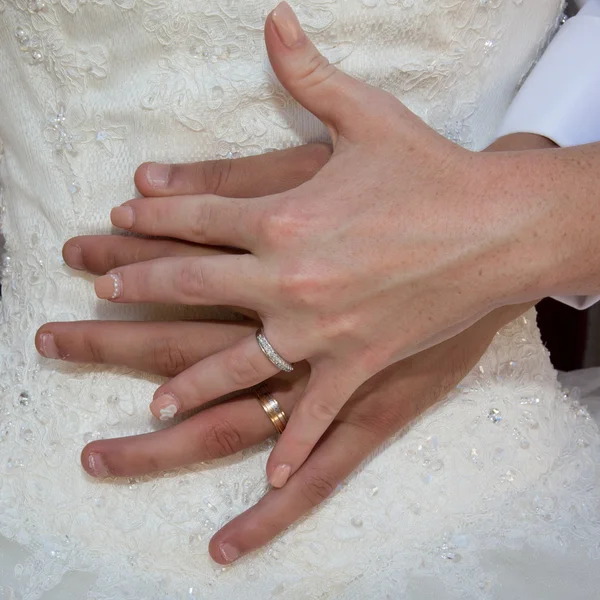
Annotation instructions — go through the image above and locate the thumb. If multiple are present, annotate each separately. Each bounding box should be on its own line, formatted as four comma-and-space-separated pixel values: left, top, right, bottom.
265, 2, 374, 140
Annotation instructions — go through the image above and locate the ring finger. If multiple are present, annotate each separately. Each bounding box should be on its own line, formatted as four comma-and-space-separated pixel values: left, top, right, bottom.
82, 377, 304, 478
148, 333, 287, 420
35, 319, 257, 377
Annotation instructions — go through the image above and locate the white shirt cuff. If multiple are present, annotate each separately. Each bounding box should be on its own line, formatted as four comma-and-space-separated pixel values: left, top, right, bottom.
497, 1, 600, 148
551, 295, 600, 311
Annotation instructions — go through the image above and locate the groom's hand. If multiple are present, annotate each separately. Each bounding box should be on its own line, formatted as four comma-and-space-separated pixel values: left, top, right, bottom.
38, 305, 525, 564
65, 131, 553, 278
62, 143, 332, 276
48, 132, 547, 563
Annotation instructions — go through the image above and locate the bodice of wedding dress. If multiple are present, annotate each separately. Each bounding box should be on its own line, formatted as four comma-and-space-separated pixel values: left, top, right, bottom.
2, 1, 600, 599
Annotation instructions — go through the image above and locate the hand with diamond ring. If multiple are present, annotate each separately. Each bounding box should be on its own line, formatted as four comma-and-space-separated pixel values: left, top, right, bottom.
39, 132, 550, 562
86, 2, 590, 489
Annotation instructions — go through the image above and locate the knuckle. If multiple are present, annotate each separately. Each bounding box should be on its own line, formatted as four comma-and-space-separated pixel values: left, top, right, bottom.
260, 202, 306, 247
82, 332, 107, 365
131, 242, 146, 265
104, 245, 128, 272
150, 336, 189, 377
225, 349, 264, 387
177, 260, 205, 297
307, 398, 338, 422
79, 242, 115, 274
191, 159, 233, 195
189, 202, 214, 241
351, 400, 406, 436
317, 312, 361, 342
296, 54, 336, 92
278, 264, 326, 309
300, 471, 336, 506
202, 421, 243, 460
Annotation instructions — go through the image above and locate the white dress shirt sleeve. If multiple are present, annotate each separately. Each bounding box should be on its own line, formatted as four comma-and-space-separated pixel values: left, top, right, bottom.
496, 0, 600, 310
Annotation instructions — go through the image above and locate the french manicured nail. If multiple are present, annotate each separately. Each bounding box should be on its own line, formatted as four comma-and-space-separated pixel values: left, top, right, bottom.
63, 244, 84, 270
39, 333, 60, 359
110, 205, 134, 229
270, 464, 291, 488
271, 2, 305, 48
219, 542, 240, 563
88, 453, 110, 478
151, 394, 180, 421
94, 273, 122, 300
146, 163, 171, 188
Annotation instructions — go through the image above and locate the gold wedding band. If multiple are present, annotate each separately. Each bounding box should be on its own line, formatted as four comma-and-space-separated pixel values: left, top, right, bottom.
254, 384, 288, 435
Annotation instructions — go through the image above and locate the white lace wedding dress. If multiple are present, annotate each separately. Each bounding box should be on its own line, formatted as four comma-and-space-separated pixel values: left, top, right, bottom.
1, 0, 600, 598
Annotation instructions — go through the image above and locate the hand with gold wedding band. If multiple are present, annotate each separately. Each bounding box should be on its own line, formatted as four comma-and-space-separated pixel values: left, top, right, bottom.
45, 121, 546, 561
254, 383, 289, 434
36, 308, 525, 565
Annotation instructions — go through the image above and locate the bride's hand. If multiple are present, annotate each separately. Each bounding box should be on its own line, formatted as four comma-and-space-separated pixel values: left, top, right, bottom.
90, 2, 548, 487
36, 305, 524, 564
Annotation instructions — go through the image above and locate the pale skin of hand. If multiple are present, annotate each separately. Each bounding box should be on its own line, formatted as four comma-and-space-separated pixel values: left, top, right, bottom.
38, 134, 550, 564
85, 2, 600, 488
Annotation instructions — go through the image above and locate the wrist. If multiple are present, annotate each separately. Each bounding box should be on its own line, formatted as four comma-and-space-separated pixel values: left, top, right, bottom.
477, 134, 581, 307
468, 149, 558, 309
478, 145, 600, 306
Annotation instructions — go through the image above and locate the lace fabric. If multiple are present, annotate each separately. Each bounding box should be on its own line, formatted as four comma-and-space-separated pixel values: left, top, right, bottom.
2, 0, 600, 598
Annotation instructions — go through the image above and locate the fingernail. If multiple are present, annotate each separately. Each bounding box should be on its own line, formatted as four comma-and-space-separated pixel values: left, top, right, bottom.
95, 273, 122, 300
270, 464, 291, 488
110, 205, 134, 229
146, 163, 171, 188
271, 2, 304, 48
63, 244, 84, 270
39, 333, 60, 359
87, 453, 110, 478
151, 393, 180, 421
219, 542, 240, 563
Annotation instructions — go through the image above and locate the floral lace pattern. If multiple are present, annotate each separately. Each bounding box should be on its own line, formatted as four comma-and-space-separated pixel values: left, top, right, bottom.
7, 0, 564, 152
13, 6, 109, 89
3, 0, 600, 599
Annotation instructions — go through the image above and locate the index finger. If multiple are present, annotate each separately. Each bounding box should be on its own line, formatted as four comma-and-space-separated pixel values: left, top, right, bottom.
208, 420, 380, 564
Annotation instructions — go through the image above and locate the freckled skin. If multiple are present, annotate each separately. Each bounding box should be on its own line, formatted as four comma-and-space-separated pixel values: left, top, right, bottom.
41, 1, 600, 559
81, 23, 600, 488
41, 133, 555, 561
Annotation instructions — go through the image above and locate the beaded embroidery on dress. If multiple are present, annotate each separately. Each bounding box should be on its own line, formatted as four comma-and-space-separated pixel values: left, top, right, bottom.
1, 1, 600, 598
